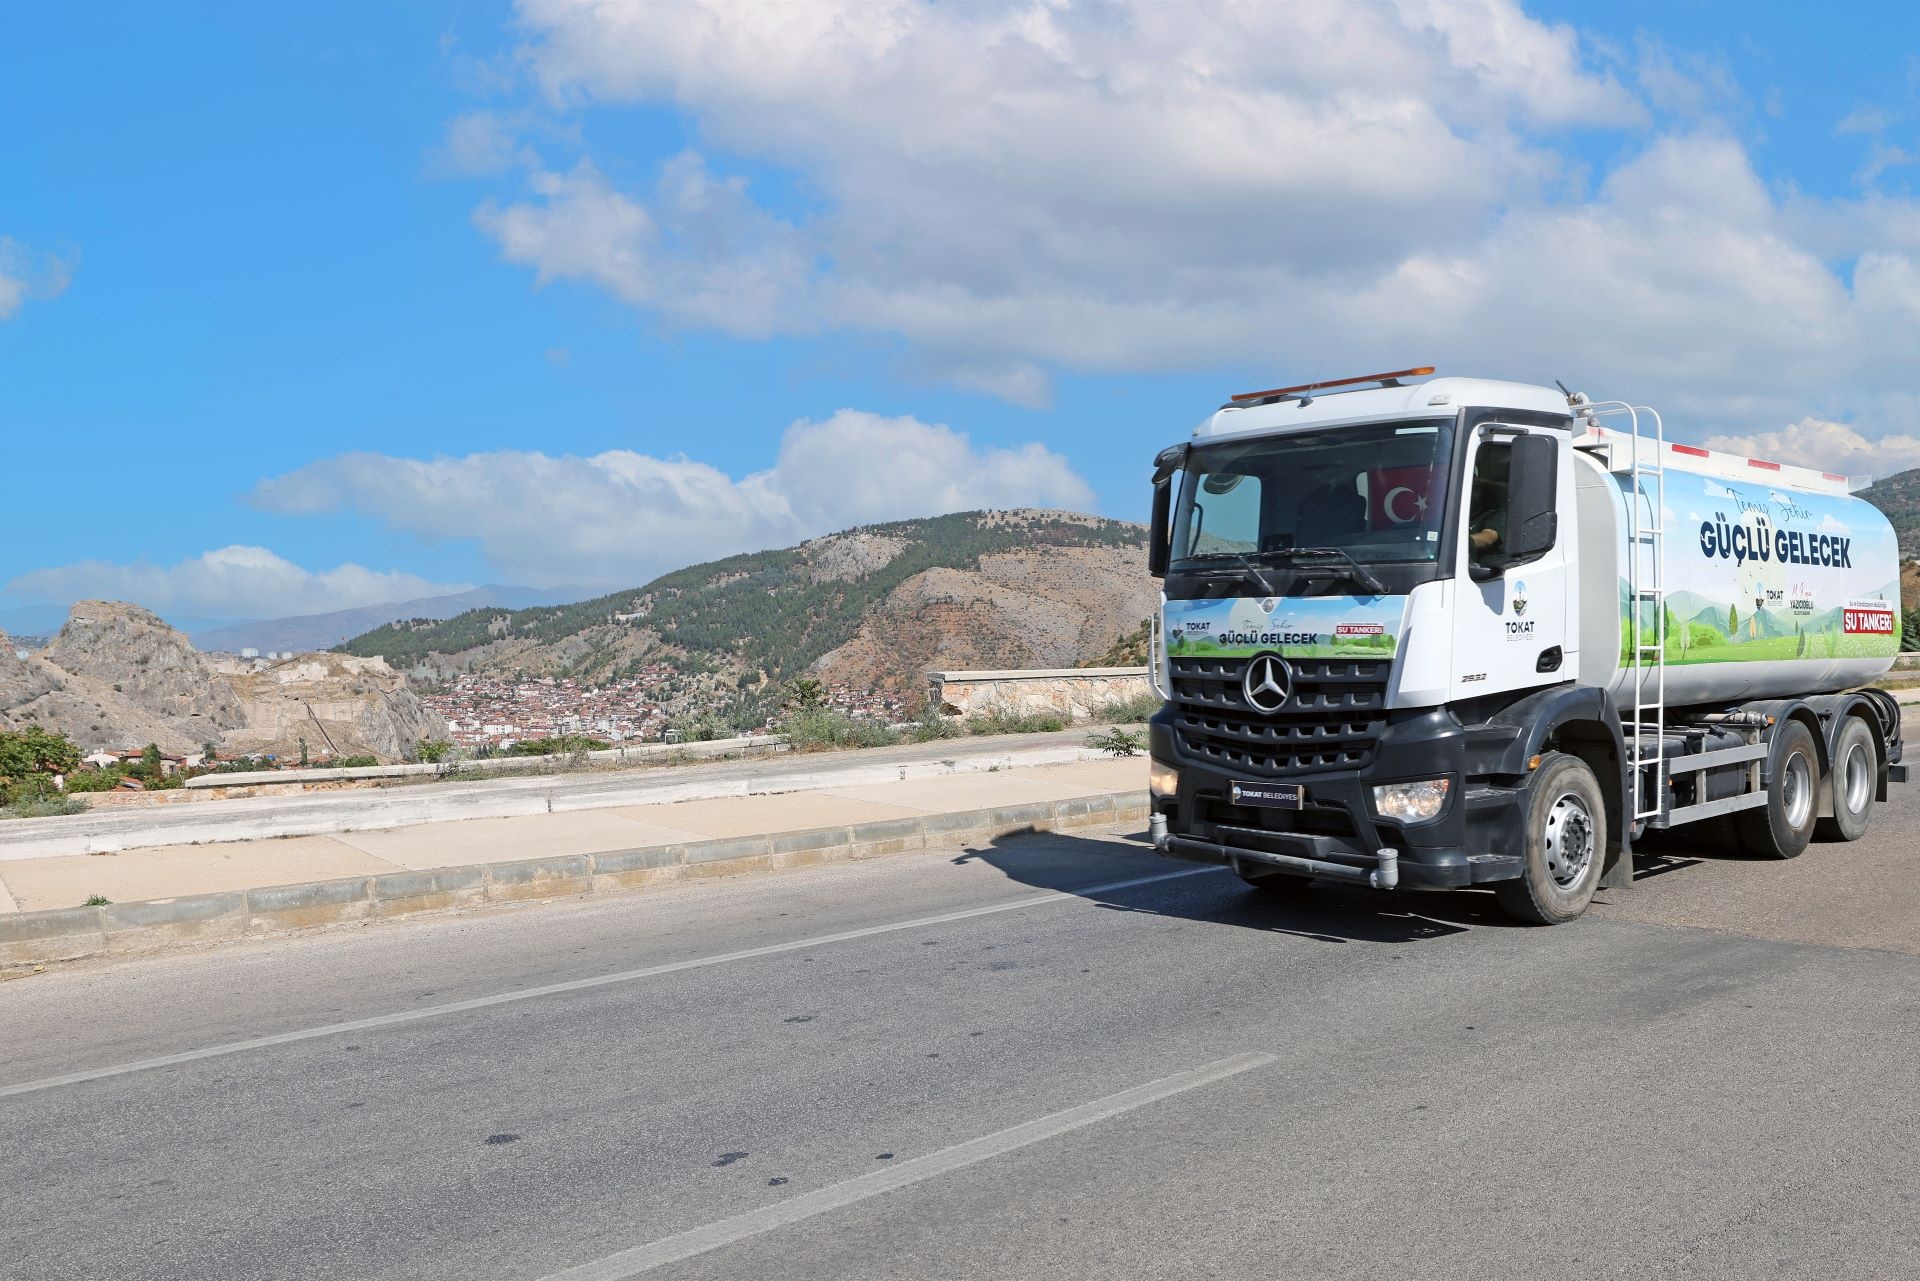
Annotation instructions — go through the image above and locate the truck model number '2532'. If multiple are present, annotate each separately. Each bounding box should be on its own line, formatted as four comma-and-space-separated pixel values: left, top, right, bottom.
1141, 367, 1908, 924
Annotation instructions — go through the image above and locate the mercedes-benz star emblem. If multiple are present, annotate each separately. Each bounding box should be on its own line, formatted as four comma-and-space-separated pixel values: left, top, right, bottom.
1242, 652, 1292, 715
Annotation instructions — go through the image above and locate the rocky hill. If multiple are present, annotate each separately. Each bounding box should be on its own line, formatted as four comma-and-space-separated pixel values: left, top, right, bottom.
1860, 468, 1920, 561
0, 602, 445, 760
338, 509, 1155, 719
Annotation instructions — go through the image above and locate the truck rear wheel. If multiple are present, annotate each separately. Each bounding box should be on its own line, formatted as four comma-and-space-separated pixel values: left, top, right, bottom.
1736, 720, 1819, 859
1494, 752, 1607, 925
1815, 716, 1877, 843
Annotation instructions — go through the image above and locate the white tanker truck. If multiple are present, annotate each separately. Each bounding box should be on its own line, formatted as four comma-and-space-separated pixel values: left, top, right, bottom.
1143, 368, 1909, 923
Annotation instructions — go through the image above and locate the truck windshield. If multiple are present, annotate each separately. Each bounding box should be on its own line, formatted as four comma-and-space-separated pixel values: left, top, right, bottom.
1170, 419, 1456, 569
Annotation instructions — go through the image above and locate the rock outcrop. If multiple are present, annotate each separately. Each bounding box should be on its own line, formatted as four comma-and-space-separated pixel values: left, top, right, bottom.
0, 628, 60, 712
215, 653, 447, 761
40, 601, 247, 730
0, 604, 446, 761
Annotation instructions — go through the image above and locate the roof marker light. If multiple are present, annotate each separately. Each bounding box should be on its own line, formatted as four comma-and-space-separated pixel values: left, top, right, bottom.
1231, 366, 1435, 403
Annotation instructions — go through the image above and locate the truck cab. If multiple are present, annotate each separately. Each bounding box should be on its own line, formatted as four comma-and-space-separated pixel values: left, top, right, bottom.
1144, 369, 1905, 923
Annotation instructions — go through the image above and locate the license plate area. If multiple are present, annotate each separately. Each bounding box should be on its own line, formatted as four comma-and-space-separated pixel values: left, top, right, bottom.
1228, 780, 1304, 810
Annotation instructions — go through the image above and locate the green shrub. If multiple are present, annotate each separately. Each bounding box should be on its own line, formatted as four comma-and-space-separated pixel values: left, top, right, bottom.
666, 718, 725, 744
416, 738, 454, 763
63, 768, 126, 794
966, 707, 1066, 736
0, 793, 90, 820
1088, 691, 1162, 724
904, 703, 963, 743
510, 735, 611, 757
1085, 726, 1147, 757
330, 755, 381, 769
781, 707, 901, 751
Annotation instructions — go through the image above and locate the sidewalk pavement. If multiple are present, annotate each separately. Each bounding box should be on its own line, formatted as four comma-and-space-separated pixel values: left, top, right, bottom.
0, 729, 1130, 862
0, 757, 1147, 916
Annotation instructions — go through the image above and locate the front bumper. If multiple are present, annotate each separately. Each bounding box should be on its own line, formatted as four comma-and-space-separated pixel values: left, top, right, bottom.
1149, 706, 1527, 890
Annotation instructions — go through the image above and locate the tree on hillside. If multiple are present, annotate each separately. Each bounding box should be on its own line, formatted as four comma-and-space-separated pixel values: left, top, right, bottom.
786, 677, 826, 710
0, 726, 81, 788
1728, 603, 1739, 640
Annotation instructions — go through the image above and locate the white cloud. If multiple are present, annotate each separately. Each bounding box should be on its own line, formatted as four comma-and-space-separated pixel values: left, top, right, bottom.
463, 1, 1920, 449
1704, 418, 1920, 480
249, 409, 1095, 586
6, 547, 467, 622
0, 237, 72, 321
476, 0, 1642, 397
434, 111, 536, 176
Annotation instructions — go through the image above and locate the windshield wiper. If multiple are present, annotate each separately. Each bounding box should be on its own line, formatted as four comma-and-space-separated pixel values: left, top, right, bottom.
1177, 552, 1279, 596
1268, 547, 1388, 595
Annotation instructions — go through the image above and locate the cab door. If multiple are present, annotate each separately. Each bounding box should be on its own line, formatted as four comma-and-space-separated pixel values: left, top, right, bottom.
1447, 425, 1576, 701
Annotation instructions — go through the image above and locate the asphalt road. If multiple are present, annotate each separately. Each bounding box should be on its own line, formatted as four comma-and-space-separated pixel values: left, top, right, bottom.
4, 776, 1918, 1279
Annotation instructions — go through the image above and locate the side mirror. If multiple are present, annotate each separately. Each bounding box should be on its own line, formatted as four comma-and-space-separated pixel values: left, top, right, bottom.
1147, 444, 1188, 579
1148, 477, 1173, 578
1504, 433, 1559, 561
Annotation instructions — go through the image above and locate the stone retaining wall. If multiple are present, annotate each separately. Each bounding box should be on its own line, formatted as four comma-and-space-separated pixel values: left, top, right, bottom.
930, 667, 1154, 722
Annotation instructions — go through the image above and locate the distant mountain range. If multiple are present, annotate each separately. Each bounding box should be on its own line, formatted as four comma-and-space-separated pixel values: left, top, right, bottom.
190, 585, 588, 654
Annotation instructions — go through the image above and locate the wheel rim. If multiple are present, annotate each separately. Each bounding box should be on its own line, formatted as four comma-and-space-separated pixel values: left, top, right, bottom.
1543, 791, 1595, 889
1842, 740, 1872, 814
1782, 750, 1813, 829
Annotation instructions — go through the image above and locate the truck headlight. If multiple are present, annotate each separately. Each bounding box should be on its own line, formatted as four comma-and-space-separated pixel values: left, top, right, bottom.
1149, 759, 1179, 801
1372, 778, 1451, 823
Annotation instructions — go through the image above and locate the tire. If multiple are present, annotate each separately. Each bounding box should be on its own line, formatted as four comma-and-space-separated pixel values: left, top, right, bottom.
1815, 716, 1877, 843
1494, 752, 1607, 925
1735, 719, 1820, 859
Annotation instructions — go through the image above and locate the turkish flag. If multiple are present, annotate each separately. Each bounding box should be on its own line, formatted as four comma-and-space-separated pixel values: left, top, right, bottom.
1369, 466, 1435, 527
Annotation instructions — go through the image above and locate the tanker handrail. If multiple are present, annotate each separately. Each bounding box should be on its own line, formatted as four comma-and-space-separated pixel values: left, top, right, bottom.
1578, 398, 1668, 824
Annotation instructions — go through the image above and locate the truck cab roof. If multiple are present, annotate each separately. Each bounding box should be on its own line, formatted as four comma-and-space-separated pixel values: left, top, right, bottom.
1192, 375, 1570, 442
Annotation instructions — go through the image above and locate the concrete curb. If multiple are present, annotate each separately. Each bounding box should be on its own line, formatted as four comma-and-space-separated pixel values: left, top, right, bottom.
0, 789, 1151, 973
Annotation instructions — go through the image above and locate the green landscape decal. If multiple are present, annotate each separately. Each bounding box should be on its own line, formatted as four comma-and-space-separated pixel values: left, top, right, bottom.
1620, 472, 1900, 664
1164, 595, 1403, 660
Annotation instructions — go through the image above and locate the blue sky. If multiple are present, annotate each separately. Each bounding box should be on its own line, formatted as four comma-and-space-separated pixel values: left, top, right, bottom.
4, 1, 1920, 632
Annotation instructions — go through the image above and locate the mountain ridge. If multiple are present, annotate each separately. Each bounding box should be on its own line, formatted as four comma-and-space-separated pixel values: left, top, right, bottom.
337, 509, 1155, 725
192, 585, 587, 654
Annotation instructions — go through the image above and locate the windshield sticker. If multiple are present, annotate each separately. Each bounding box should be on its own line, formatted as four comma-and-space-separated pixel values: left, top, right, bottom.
1165, 596, 1405, 659
1619, 473, 1900, 664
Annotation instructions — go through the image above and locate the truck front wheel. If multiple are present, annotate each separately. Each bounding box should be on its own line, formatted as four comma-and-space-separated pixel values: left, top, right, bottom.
1736, 720, 1819, 859
1495, 752, 1607, 925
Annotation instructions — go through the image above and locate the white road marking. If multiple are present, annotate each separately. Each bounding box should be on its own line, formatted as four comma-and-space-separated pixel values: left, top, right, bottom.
0, 865, 1225, 1100
533, 1051, 1277, 1280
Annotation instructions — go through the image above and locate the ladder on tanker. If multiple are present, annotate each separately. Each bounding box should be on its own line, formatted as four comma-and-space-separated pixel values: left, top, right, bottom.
1576, 398, 1669, 826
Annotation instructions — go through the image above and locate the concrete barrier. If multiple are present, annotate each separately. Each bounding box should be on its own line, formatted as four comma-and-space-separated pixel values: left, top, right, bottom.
0, 789, 1151, 973
186, 734, 789, 794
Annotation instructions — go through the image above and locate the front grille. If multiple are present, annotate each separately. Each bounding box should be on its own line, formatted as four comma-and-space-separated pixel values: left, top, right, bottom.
1170, 655, 1389, 778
